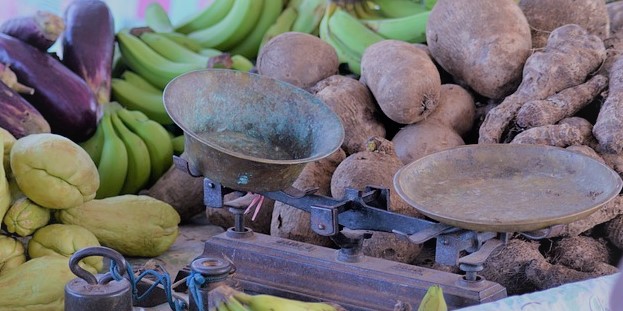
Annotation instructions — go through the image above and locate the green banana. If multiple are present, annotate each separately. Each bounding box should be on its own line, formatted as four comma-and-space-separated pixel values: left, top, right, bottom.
328, 7, 384, 58
171, 135, 184, 156
145, 2, 174, 33
175, 0, 236, 34
259, 6, 298, 49
199, 48, 225, 57
109, 105, 152, 195
158, 32, 204, 52
117, 109, 173, 184
351, 1, 382, 20
117, 30, 204, 89
417, 285, 447, 311
424, 0, 437, 10
111, 78, 172, 125
95, 104, 129, 199
79, 120, 105, 166
120, 70, 161, 93
290, 0, 327, 34
188, 0, 264, 50
361, 10, 430, 43
319, 3, 363, 74
231, 55, 254, 72
372, 0, 427, 18
233, 291, 339, 311
229, 0, 284, 59
139, 31, 211, 65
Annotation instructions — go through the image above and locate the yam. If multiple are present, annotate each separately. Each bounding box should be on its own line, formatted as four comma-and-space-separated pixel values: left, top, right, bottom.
145, 160, 205, 223
392, 119, 464, 165
270, 148, 346, 247
426, 0, 531, 99
605, 213, 623, 250
360, 40, 441, 125
519, 0, 609, 49
515, 75, 608, 129
480, 239, 542, 295
566, 145, 605, 164
479, 24, 606, 143
426, 84, 475, 136
549, 236, 613, 271
256, 32, 338, 89
558, 117, 598, 147
525, 258, 617, 291
310, 75, 386, 155
551, 195, 623, 238
594, 55, 623, 153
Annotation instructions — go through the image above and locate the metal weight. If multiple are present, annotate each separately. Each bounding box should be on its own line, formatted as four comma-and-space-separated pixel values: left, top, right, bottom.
188, 257, 236, 311
65, 246, 133, 311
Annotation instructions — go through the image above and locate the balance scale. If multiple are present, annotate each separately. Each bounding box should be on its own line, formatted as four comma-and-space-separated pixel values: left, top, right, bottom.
66, 69, 623, 311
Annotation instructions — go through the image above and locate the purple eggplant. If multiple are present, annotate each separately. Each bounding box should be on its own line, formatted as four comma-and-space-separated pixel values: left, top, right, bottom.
0, 33, 98, 142
0, 11, 64, 51
62, 0, 115, 104
0, 80, 51, 139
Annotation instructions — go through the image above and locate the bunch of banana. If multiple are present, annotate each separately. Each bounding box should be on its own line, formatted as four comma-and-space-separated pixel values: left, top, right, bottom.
80, 102, 173, 199
111, 70, 172, 126
148, 0, 283, 59
116, 27, 256, 90
207, 284, 345, 311
319, 0, 433, 75
258, 0, 326, 49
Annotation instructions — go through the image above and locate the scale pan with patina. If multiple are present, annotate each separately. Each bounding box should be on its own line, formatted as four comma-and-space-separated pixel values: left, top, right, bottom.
163, 69, 344, 192
394, 143, 623, 233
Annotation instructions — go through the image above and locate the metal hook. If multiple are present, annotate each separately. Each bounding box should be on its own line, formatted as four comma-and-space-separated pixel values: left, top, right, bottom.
69, 246, 128, 285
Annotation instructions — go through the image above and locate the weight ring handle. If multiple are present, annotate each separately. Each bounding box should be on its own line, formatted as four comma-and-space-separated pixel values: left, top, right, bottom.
69, 246, 127, 285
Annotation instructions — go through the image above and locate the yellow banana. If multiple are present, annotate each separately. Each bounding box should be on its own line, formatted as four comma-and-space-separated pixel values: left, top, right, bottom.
79, 119, 105, 166
139, 31, 212, 65
224, 296, 251, 311
144, 2, 174, 33
117, 30, 204, 89
259, 6, 298, 49
116, 109, 173, 184
109, 105, 151, 195
216, 301, 232, 311
95, 105, 129, 199
199, 48, 225, 57
188, 0, 264, 50
158, 31, 204, 52
120, 70, 161, 93
229, 0, 284, 59
175, 0, 236, 34
111, 78, 173, 125
233, 291, 339, 311
231, 55, 254, 72
417, 285, 447, 311
290, 0, 327, 34
361, 10, 430, 43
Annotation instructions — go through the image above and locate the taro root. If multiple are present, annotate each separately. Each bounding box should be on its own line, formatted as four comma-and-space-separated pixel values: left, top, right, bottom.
426, 0, 531, 99
310, 75, 385, 155
426, 84, 476, 137
256, 32, 338, 89
360, 40, 441, 125
392, 119, 464, 165
330, 137, 422, 263
481, 238, 542, 295
549, 236, 616, 273
519, 0, 609, 49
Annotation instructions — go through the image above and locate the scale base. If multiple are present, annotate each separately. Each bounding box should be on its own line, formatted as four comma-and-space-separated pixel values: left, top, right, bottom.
196, 231, 507, 310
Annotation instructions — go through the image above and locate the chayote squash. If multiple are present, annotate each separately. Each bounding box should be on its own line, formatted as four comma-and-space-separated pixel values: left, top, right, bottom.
0, 255, 96, 310
4, 197, 51, 237
0, 127, 15, 175
0, 235, 25, 275
28, 223, 103, 272
57, 195, 180, 257
0, 134, 10, 223
10, 133, 99, 209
